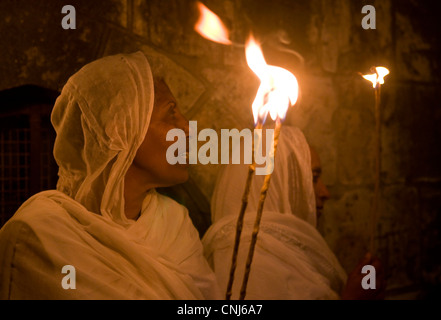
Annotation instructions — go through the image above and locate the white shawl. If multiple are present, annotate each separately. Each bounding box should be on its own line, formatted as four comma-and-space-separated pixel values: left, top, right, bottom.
202, 126, 347, 299
0, 52, 220, 300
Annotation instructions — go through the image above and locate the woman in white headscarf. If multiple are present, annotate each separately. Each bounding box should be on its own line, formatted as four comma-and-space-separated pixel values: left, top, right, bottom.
202, 125, 348, 300
0, 52, 221, 300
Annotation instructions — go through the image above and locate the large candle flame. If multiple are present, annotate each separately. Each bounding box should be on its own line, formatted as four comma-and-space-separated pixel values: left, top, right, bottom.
362, 66, 390, 88
245, 35, 299, 124
194, 2, 232, 45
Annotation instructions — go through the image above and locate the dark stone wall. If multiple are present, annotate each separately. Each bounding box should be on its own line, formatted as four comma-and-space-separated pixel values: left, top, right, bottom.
1, 0, 440, 298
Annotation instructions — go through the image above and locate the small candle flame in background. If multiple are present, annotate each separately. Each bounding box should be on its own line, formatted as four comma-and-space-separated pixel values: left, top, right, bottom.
194, 2, 232, 45
245, 35, 299, 125
362, 66, 390, 88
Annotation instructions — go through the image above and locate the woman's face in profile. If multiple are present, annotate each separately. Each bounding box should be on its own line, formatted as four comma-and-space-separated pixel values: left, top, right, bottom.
309, 146, 330, 219
132, 79, 189, 187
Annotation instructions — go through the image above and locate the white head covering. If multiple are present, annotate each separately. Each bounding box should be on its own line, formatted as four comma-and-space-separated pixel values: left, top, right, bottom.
203, 126, 346, 299
0, 52, 221, 299
51, 52, 153, 227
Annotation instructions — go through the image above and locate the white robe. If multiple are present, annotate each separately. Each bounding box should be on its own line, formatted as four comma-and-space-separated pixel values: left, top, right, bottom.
0, 52, 221, 300
202, 126, 347, 299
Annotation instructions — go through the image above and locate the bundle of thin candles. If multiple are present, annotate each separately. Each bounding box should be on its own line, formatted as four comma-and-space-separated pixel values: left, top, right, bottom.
238, 118, 283, 300
225, 120, 262, 300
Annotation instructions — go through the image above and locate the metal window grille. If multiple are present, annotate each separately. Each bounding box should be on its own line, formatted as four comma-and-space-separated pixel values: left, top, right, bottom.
0, 126, 31, 225
0, 86, 59, 226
